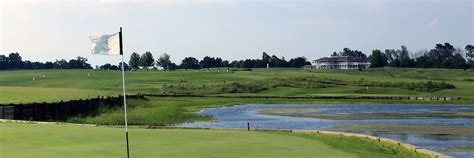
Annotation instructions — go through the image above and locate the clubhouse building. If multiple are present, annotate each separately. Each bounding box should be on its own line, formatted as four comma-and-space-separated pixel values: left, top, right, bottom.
306, 56, 370, 69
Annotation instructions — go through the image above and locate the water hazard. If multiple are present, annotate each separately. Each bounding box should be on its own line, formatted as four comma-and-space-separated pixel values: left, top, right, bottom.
180, 104, 474, 158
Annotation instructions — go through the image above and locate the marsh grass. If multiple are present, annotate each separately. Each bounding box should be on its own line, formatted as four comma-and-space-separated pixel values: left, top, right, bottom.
160, 76, 454, 95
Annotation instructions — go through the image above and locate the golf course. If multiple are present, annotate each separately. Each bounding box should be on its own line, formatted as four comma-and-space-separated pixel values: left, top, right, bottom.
1, 68, 473, 158
1, 68, 473, 104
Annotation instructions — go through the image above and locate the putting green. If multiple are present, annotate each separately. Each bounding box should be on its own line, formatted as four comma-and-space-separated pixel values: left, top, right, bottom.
0, 123, 427, 158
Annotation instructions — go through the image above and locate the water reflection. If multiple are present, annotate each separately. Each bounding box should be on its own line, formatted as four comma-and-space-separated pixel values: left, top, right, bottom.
180, 104, 474, 158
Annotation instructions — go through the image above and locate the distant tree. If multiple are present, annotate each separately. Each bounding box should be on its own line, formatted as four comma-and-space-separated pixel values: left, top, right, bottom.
157, 53, 174, 71
129, 52, 140, 70
466, 45, 474, 68
449, 54, 468, 69
100, 63, 113, 70
0, 55, 8, 70
54, 59, 68, 69
288, 57, 308, 68
200, 56, 214, 68
385, 46, 414, 67
262, 52, 271, 63
414, 43, 468, 69
168, 63, 177, 70
271, 55, 289, 67
398, 46, 415, 67
0, 52, 91, 70
139, 52, 155, 70
199, 56, 227, 68
331, 52, 338, 57
8, 52, 23, 69
180, 57, 200, 69
466, 45, 474, 60
241, 59, 256, 68
340, 48, 367, 59
67, 56, 92, 69
229, 60, 239, 68
370, 49, 387, 68
119, 62, 130, 70
222, 60, 230, 67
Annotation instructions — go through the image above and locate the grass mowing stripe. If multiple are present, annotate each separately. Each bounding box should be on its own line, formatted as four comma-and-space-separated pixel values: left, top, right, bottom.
0, 123, 429, 158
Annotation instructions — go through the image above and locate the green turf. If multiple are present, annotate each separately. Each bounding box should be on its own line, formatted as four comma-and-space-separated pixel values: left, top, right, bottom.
0, 123, 428, 158
0, 68, 473, 104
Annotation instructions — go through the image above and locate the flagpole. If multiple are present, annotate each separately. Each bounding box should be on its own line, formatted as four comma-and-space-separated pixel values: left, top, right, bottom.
119, 27, 130, 158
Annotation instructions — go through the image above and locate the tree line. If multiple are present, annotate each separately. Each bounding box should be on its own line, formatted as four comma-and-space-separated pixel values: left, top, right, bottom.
2, 42, 473, 71
369, 43, 474, 69
0, 53, 92, 70
126, 51, 310, 71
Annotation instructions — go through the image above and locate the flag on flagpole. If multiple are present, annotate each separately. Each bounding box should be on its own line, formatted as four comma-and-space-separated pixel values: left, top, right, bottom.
89, 27, 130, 158
89, 32, 122, 55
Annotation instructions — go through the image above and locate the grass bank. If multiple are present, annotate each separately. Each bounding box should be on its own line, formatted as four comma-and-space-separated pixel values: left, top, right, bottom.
67, 96, 472, 126
322, 124, 474, 137
0, 122, 429, 158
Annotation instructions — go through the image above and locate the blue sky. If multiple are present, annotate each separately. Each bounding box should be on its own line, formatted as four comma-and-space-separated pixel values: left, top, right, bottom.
1, 0, 472, 66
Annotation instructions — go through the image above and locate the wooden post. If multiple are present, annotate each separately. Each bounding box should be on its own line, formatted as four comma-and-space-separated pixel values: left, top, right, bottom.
247, 122, 250, 131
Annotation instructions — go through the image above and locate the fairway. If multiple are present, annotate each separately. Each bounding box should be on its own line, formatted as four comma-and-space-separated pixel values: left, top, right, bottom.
0, 123, 427, 158
1, 68, 474, 104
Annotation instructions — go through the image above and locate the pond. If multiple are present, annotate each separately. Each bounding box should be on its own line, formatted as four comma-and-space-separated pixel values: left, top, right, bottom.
180, 104, 474, 158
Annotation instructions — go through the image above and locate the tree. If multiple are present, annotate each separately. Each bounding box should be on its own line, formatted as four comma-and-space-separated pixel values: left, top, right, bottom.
449, 54, 468, 69
199, 56, 215, 68
180, 57, 200, 69
288, 57, 308, 68
0, 55, 8, 70
8, 52, 23, 69
99, 63, 114, 70
262, 52, 271, 63
139, 52, 155, 70
370, 49, 387, 68
466, 45, 474, 68
340, 48, 367, 59
398, 46, 415, 67
129, 52, 140, 70
271, 55, 289, 67
54, 59, 68, 69
67, 56, 92, 69
119, 62, 130, 70
385, 46, 414, 67
156, 53, 174, 71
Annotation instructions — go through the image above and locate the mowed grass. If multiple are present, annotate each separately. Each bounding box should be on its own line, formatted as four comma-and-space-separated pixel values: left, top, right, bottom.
0, 123, 428, 158
0, 86, 112, 103
0, 68, 473, 104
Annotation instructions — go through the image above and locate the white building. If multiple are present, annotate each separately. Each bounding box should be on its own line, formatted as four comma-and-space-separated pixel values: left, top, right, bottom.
308, 56, 370, 69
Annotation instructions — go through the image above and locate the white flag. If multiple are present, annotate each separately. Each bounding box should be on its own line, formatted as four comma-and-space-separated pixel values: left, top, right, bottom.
89, 32, 121, 55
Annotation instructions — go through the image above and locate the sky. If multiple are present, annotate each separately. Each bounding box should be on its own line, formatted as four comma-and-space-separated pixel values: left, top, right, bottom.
1, 0, 473, 66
